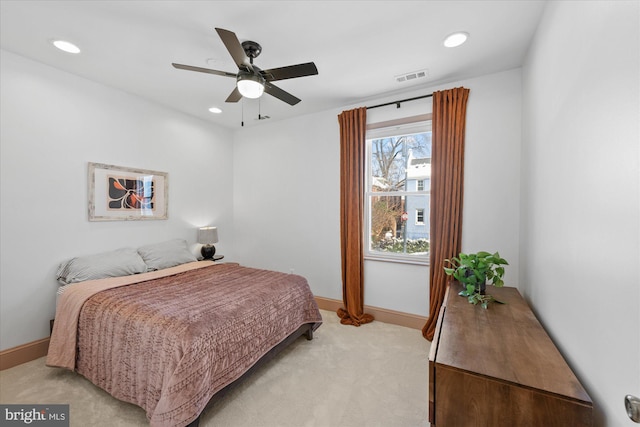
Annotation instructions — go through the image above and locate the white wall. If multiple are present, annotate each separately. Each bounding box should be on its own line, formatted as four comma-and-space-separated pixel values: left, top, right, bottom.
457, 70, 522, 285
232, 68, 522, 317
521, 2, 639, 426
232, 109, 344, 301
0, 50, 235, 350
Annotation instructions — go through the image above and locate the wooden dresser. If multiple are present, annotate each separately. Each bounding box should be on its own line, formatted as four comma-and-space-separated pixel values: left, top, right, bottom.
428, 285, 593, 426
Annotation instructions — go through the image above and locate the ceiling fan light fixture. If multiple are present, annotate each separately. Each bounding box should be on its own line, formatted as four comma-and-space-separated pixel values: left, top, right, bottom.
443, 32, 469, 48
237, 72, 265, 99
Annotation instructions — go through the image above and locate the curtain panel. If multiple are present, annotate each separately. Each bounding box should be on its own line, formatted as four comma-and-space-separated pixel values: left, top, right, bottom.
422, 87, 470, 341
337, 107, 374, 326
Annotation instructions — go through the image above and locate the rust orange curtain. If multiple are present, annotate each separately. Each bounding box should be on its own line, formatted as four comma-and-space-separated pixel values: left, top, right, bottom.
337, 107, 374, 326
422, 87, 470, 340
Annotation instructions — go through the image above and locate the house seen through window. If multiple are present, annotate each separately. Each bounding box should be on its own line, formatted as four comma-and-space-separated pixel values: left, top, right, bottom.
365, 122, 431, 264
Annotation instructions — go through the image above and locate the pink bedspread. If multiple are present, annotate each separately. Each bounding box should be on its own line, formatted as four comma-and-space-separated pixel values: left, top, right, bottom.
47, 262, 322, 427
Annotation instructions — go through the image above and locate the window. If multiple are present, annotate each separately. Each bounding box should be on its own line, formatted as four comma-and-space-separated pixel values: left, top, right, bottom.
365, 122, 431, 264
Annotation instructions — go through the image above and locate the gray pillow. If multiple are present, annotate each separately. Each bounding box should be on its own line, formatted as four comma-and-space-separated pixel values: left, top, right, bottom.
56, 247, 148, 285
137, 239, 197, 271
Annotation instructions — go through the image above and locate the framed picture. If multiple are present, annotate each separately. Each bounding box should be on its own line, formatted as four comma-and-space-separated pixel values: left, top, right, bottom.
88, 162, 168, 221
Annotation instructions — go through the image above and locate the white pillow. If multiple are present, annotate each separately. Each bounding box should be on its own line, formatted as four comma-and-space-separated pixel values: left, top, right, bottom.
137, 239, 197, 271
56, 247, 148, 285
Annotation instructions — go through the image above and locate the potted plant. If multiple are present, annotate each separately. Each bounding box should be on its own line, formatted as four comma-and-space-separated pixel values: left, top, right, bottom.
443, 251, 508, 308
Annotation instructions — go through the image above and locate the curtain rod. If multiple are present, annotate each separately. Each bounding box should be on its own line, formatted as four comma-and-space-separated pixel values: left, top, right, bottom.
366, 93, 433, 110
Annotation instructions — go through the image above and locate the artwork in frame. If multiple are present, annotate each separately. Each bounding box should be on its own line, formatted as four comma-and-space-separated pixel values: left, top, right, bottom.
88, 162, 168, 221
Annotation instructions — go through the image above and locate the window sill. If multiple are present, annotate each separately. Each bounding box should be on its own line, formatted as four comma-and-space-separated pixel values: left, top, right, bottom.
364, 254, 429, 267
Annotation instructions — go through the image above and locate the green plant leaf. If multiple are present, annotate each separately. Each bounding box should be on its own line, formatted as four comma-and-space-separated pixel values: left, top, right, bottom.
448, 251, 509, 291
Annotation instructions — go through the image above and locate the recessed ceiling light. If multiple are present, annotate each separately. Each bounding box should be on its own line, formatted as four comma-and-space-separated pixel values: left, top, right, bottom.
443, 32, 469, 48
52, 40, 81, 54
208, 107, 222, 114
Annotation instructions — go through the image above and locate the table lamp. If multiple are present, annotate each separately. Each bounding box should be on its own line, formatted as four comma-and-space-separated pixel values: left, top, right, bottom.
198, 226, 218, 260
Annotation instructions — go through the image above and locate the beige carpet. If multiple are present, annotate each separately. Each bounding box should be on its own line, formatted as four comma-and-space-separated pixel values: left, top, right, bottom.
0, 310, 430, 427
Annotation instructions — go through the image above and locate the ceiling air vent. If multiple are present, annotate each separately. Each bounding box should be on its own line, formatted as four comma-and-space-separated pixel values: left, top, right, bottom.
395, 69, 428, 83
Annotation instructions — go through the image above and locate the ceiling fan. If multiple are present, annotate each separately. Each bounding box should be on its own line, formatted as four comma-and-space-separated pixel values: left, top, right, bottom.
172, 28, 318, 106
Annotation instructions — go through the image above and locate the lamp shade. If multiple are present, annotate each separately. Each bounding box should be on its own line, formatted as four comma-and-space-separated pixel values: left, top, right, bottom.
198, 227, 219, 245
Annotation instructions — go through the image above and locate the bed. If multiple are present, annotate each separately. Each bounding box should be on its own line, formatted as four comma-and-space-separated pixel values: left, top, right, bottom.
46, 240, 322, 427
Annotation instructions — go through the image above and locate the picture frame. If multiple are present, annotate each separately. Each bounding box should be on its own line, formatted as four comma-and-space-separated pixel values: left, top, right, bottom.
88, 162, 168, 221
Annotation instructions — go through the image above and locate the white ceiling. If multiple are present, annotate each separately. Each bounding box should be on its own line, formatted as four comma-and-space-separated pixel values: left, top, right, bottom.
0, 1, 546, 129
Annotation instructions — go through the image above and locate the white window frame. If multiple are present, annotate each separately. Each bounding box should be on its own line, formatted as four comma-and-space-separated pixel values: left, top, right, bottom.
364, 116, 431, 266
416, 208, 425, 225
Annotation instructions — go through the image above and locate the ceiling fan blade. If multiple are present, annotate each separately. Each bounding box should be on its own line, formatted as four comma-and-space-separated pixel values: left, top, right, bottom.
225, 87, 242, 103
264, 82, 301, 105
215, 28, 251, 70
261, 62, 318, 82
172, 63, 236, 78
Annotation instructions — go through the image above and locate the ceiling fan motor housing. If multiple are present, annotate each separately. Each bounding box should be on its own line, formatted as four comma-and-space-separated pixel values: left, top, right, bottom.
237, 70, 265, 85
